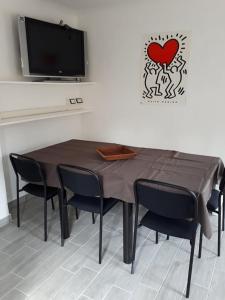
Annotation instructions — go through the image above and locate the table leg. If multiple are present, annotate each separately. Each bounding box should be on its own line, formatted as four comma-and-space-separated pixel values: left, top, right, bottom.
123, 202, 133, 264
58, 191, 70, 239
62, 205, 70, 239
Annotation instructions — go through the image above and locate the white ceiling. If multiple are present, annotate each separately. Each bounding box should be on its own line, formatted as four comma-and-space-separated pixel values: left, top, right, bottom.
47, 0, 132, 10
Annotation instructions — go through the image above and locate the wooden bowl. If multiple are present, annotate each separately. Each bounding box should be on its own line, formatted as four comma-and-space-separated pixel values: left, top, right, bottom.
96, 145, 137, 161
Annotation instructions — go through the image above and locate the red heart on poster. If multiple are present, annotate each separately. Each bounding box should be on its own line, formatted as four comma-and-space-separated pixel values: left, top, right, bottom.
147, 39, 179, 66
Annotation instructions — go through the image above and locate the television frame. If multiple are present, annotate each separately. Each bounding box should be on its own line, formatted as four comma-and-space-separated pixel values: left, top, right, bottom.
18, 16, 88, 79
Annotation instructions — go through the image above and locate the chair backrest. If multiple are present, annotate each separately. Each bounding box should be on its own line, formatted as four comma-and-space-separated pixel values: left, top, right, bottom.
10, 153, 44, 184
219, 169, 225, 192
134, 179, 198, 221
57, 164, 103, 198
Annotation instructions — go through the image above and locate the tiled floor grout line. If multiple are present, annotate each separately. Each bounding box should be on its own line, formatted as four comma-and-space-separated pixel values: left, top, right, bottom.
61, 231, 114, 269
192, 282, 210, 290
26, 209, 123, 299
0, 222, 52, 249
178, 241, 210, 300
0, 271, 26, 300
14, 286, 29, 296
67, 209, 117, 240
75, 211, 138, 295
60, 265, 83, 276
101, 285, 132, 300
9, 237, 82, 298
138, 281, 159, 293
118, 231, 165, 298
81, 246, 124, 299
23, 254, 82, 299
11, 272, 25, 280
70, 218, 114, 245
205, 231, 223, 300
112, 284, 133, 295
77, 294, 93, 300
46, 266, 84, 300
108, 232, 171, 300
154, 239, 185, 300
49, 269, 83, 300
2, 201, 224, 300
0, 288, 26, 300
0, 250, 11, 258
60, 207, 125, 268
11, 289, 28, 300
1, 203, 106, 300
21, 244, 39, 254
180, 230, 224, 300
26, 244, 84, 298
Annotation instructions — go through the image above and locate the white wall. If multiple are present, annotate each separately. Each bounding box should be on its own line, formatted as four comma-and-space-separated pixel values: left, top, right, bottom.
79, 0, 225, 161
0, 140, 9, 224
1, 0, 225, 222
0, 0, 84, 223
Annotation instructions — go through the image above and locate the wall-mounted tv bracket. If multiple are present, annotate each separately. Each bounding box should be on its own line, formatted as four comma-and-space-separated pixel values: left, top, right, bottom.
59, 20, 71, 31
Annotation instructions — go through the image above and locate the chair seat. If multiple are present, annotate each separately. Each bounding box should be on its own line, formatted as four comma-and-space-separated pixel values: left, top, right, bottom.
22, 183, 59, 200
68, 194, 119, 214
207, 189, 220, 212
140, 210, 198, 240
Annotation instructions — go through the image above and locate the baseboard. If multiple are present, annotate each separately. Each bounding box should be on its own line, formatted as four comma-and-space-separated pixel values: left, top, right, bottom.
7, 191, 27, 204
8, 194, 30, 209
0, 214, 11, 228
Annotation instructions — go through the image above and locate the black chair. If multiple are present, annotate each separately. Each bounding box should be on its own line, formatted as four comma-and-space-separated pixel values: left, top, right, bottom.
198, 170, 225, 258
10, 153, 59, 241
57, 164, 119, 264
131, 179, 198, 299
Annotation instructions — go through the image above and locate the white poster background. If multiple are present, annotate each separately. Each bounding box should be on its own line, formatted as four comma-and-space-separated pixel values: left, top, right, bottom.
141, 31, 190, 105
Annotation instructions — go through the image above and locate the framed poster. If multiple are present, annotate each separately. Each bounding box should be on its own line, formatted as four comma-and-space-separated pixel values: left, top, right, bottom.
141, 32, 190, 105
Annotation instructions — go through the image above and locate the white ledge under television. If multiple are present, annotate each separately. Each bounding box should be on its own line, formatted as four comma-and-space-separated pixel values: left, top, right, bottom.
0, 105, 91, 126
0, 80, 96, 86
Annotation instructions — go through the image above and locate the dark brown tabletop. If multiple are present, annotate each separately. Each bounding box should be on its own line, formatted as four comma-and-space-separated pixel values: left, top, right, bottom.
25, 139, 224, 239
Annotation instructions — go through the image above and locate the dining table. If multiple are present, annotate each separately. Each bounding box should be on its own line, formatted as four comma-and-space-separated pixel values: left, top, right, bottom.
24, 139, 224, 264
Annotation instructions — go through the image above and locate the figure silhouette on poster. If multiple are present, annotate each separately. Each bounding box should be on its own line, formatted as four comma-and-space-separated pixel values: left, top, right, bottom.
144, 62, 163, 98
163, 56, 186, 99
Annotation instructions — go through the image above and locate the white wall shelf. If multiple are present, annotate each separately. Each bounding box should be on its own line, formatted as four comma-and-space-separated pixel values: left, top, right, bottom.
0, 106, 91, 126
0, 80, 96, 86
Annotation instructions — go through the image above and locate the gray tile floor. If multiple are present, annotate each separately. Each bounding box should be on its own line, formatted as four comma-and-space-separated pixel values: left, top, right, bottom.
0, 196, 224, 300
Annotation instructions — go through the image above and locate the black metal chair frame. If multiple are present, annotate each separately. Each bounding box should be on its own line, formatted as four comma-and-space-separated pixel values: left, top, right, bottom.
57, 164, 116, 264
10, 153, 58, 241
131, 179, 198, 299
198, 172, 225, 258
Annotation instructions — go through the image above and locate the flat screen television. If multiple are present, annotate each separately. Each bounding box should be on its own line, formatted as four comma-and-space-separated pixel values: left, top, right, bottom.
18, 16, 87, 79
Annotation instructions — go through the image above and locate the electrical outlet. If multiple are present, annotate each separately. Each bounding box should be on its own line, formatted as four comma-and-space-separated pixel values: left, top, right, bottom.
67, 98, 76, 105
66, 97, 84, 105
76, 98, 83, 104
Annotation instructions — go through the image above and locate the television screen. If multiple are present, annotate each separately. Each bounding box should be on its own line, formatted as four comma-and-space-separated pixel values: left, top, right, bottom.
18, 17, 86, 78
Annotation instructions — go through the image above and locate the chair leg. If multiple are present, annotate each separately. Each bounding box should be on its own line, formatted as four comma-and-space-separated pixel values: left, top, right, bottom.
186, 235, 196, 298
222, 195, 224, 232
61, 207, 65, 247
166, 235, 169, 240
75, 208, 79, 220
99, 214, 103, 264
16, 188, 20, 228
218, 196, 222, 257
92, 213, 95, 224
44, 200, 48, 242
156, 231, 159, 244
59, 191, 65, 247
51, 198, 55, 210
198, 227, 203, 259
